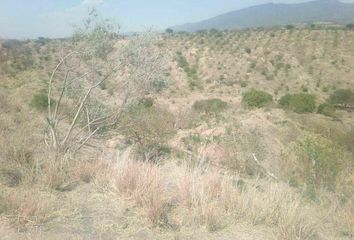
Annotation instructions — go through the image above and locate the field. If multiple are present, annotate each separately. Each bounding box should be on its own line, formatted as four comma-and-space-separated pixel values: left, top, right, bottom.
0, 25, 353, 239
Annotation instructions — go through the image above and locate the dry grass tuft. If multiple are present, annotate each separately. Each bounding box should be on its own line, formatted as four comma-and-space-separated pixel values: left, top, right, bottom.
109, 160, 171, 226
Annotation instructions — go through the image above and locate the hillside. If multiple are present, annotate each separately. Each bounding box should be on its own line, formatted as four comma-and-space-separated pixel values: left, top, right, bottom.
0, 26, 354, 239
172, 0, 354, 32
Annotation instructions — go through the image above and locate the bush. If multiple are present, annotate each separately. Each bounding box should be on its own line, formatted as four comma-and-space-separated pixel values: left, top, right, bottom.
317, 103, 336, 117
328, 89, 354, 107
242, 89, 273, 108
240, 81, 248, 88
30, 92, 54, 111
120, 101, 175, 161
245, 48, 251, 54
192, 98, 228, 114
279, 93, 316, 113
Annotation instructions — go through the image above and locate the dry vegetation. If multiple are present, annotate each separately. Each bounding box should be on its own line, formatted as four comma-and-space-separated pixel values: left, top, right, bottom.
0, 19, 354, 239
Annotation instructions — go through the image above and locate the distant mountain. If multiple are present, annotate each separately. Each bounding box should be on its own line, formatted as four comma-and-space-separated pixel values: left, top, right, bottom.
171, 0, 354, 32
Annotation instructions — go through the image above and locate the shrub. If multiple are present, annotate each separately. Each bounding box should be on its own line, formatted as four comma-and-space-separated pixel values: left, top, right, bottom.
245, 48, 251, 54
242, 89, 273, 108
328, 89, 354, 107
120, 101, 175, 161
279, 93, 316, 113
192, 98, 228, 114
317, 103, 336, 117
30, 92, 54, 111
240, 81, 248, 88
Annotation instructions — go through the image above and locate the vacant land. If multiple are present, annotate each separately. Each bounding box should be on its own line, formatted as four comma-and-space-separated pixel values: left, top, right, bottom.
0, 25, 353, 239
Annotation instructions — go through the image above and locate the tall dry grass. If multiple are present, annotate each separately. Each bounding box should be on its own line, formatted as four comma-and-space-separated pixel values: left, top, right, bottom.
95, 159, 320, 239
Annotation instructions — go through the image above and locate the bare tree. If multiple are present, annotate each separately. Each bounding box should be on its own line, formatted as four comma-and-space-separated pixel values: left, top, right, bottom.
45, 10, 167, 152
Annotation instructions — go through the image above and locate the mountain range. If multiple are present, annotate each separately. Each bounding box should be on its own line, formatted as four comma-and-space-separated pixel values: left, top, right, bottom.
171, 0, 354, 32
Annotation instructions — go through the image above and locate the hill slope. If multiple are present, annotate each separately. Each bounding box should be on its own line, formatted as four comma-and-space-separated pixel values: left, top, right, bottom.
1, 28, 354, 239
172, 0, 354, 32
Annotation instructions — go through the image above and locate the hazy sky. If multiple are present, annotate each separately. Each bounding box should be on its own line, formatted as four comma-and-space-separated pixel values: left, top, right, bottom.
1, 0, 354, 39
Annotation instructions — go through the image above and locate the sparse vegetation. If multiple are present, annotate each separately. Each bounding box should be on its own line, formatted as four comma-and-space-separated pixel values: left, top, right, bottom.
1, 13, 354, 240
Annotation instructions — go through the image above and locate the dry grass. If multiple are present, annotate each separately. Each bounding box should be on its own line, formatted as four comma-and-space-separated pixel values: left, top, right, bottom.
95, 159, 320, 239
0, 187, 51, 229
98, 160, 170, 225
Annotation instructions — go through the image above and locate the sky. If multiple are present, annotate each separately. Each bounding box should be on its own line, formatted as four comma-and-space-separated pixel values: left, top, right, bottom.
1, 0, 354, 39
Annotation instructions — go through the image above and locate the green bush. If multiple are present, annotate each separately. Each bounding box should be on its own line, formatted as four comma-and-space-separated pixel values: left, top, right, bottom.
279, 93, 316, 113
120, 101, 175, 161
317, 103, 336, 117
30, 92, 54, 111
328, 89, 354, 107
192, 98, 228, 114
242, 89, 273, 108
